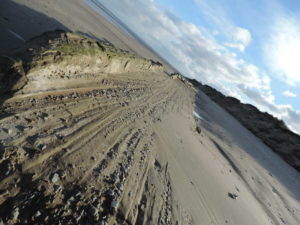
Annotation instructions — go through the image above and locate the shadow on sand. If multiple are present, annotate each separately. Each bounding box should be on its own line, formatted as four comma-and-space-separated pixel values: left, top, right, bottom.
0, 0, 71, 118
0, 0, 70, 50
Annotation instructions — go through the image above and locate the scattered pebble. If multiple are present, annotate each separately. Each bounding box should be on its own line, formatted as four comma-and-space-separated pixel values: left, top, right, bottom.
88, 205, 98, 218
228, 192, 239, 199
111, 200, 118, 211
11, 207, 19, 221
34, 210, 41, 218
50, 173, 60, 183
38, 144, 47, 151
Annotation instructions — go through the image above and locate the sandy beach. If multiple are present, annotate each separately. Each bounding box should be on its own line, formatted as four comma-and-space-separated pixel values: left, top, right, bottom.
0, 0, 299, 225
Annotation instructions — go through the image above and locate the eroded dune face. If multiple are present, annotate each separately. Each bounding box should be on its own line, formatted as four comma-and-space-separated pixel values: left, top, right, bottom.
0, 31, 193, 225
0, 31, 163, 96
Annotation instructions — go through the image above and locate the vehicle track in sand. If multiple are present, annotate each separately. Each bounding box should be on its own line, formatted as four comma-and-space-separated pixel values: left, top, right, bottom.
0, 31, 193, 225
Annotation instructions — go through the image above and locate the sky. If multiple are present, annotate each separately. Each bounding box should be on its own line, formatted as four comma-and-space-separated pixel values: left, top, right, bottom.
99, 0, 300, 134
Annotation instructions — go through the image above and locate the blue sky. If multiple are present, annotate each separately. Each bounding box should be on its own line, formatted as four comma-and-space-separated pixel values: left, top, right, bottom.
158, 0, 300, 104
99, 0, 300, 133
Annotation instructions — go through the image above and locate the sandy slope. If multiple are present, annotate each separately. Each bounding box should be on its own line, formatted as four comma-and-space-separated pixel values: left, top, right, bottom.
190, 91, 300, 225
196, 83, 300, 172
0, 1, 300, 225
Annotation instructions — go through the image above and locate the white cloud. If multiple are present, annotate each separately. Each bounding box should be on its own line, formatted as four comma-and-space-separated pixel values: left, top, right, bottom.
265, 17, 300, 85
224, 42, 246, 52
232, 27, 252, 46
194, 0, 252, 52
283, 90, 297, 98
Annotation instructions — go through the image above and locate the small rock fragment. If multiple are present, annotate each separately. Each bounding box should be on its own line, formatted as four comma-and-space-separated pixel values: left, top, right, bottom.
228, 192, 238, 199
11, 207, 19, 220
67, 196, 75, 204
88, 205, 98, 219
57, 170, 66, 179
3, 128, 14, 135
54, 185, 62, 193
38, 144, 47, 151
196, 126, 201, 134
106, 189, 114, 197
34, 210, 41, 218
50, 173, 59, 183
111, 200, 118, 211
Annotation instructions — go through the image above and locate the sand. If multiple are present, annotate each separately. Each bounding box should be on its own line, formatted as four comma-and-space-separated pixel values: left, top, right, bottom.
160, 90, 300, 225
0, 1, 299, 225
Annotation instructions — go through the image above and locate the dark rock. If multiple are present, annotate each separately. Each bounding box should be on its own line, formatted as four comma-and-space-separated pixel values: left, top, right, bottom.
15, 125, 26, 131
88, 204, 98, 219
228, 192, 238, 199
196, 126, 201, 134
38, 144, 47, 151
154, 159, 162, 169
54, 185, 62, 193
57, 169, 66, 179
106, 189, 114, 197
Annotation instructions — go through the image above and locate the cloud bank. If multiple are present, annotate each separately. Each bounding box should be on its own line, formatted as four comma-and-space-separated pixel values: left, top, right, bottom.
225, 27, 252, 52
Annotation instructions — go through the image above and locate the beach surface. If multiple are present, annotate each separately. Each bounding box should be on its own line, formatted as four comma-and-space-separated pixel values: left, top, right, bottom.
0, 1, 299, 225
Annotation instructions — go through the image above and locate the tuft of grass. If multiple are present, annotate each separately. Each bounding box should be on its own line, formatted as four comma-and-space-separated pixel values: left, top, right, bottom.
55, 42, 99, 56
